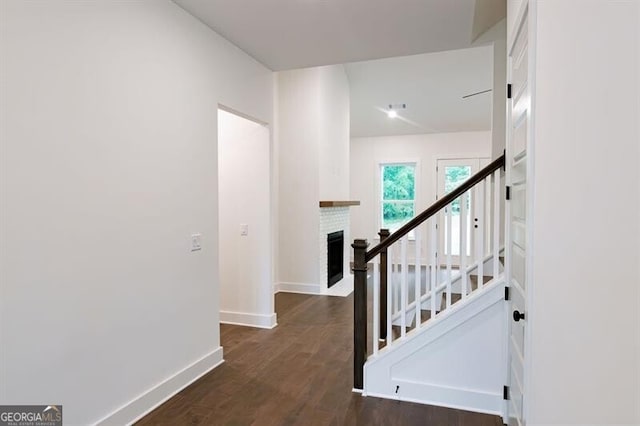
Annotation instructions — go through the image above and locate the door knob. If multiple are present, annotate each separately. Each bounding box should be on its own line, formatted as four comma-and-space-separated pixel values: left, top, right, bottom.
513, 310, 525, 322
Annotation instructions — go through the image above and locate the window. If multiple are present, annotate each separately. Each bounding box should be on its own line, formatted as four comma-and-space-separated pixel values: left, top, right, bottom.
445, 165, 471, 216
443, 165, 472, 256
380, 163, 416, 233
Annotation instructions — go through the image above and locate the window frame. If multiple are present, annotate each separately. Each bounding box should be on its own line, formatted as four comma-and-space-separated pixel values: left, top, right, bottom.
376, 160, 419, 236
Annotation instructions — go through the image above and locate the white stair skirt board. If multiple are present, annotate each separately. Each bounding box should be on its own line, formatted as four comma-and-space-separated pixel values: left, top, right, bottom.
96, 347, 224, 426
219, 311, 277, 329
325, 274, 353, 297
364, 279, 505, 415
276, 282, 321, 295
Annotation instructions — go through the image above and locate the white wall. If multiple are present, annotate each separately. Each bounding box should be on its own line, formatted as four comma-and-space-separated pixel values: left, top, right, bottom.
350, 132, 491, 244
491, 37, 507, 160
528, 1, 640, 424
276, 65, 350, 291
472, 19, 508, 160
0, 1, 273, 425
276, 68, 321, 289
319, 67, 351, 200
218, 109, 275, 329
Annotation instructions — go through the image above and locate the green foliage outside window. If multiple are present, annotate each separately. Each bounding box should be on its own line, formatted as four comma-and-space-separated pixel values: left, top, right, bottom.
381, 164, 415, 230
445, 166, 471, 214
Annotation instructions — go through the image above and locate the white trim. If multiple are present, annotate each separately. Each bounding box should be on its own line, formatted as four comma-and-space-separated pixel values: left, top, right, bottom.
504, 1, 535, 423
363, 280, 505, 415
218, 103, 268, 126
375, 158, 421, 234
95, 347, 224, 426
219, 311, 277, 329
275, 281, 321, 295
507, 0, 530, 52
365, 387, 502, 416
366, 278, 504, 362
523, 1, 536, 424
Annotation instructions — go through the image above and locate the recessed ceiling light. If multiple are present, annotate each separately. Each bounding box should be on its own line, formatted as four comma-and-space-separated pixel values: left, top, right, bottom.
386, 103, 405, 119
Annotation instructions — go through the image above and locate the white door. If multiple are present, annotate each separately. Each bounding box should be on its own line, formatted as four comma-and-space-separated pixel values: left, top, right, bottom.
437, 158, 489, 266
506, 4, 532, 426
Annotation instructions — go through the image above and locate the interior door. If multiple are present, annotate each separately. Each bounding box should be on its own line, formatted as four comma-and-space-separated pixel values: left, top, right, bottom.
506, 4, 531, 426
437, 158, 488, 266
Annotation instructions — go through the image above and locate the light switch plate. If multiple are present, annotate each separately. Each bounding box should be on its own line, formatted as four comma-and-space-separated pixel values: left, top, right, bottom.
240, 224, 248, 236
191, 233, 202, 251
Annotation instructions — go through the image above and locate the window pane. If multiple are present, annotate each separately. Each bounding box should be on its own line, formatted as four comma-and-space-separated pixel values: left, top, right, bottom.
382, 165, 415, 200
382, 202, 415, 231
445, 166, 471, 193
445, 166, 471, 215
444, 165, 472, 256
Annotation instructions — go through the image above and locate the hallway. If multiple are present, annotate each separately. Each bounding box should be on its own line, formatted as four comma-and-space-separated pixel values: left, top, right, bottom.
137, 293, 501, 425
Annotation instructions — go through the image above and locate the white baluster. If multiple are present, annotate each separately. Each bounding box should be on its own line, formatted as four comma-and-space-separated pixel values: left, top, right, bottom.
400, 236, 408, 338
485, 175, 492, 254
493, 170, 501, 278
430, 218, 437, 317
373, 260, 379, 355
436, 211, 441, 309
387, 244, 393, 345
476, 179, 485, 289
414, 227, 421, 329
460, 191, 468, 298
394, 243, 400, 315
446, 204, 452, 309
390, 244, 397, 315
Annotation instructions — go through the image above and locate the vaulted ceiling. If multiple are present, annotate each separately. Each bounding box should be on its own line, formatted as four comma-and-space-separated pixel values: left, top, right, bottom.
173, 0, 505, 71
173, 0, 504, 136
346, 46, 493, 137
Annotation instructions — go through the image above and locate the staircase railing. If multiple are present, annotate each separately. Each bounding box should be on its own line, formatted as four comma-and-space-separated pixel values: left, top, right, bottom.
352, 154, 505, 390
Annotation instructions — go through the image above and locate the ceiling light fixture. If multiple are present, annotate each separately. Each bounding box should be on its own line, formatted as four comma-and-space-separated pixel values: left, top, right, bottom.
387, 103, 406, 119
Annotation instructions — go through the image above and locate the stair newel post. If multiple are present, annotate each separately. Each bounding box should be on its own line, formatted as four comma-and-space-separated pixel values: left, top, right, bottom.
378, 229, 390, 340
352, 238, 369, 391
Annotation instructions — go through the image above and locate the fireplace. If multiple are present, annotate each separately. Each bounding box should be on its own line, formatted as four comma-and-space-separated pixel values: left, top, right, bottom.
327, 231, 344, 288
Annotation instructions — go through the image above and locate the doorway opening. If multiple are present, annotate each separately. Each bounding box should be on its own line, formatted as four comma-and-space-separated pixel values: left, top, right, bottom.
437, 157, 490, 265
218, 107, 275, 329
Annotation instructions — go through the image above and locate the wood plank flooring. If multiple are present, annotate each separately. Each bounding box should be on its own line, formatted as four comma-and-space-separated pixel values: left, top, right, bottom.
137, 292, 503, 426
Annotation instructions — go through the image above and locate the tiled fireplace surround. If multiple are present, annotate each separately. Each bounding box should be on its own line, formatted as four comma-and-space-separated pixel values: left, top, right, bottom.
319, 206, 351, 293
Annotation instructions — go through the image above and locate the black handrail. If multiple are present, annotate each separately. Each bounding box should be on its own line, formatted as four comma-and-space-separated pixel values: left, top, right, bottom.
365, 154, 505, 262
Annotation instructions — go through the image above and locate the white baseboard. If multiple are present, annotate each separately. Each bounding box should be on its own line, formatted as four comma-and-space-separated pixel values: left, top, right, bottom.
96, 347, 224, 426
275, 282, 321, 295
365, 386, 502, 416
219, 310, 277, 329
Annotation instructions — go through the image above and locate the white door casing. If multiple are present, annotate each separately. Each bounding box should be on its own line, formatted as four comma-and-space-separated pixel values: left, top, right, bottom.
505, 1, 534, 425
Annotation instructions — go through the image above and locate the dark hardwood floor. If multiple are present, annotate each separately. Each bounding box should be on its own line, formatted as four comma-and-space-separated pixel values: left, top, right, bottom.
137, 292, 502, 426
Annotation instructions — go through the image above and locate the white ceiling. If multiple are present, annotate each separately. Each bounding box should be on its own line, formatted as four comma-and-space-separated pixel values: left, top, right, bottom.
346, 46, 493, 137
173, 0, 504, 71
172, 0, 502, 137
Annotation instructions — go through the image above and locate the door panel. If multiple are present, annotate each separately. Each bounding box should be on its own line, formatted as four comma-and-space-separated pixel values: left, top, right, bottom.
511, 184, 526, 220
437, 159, 476, 262
512, 222, 526, 251
437, 158, 488, 265
512, 116, 528, 159
511, 246, 526, 291
506, 5, 531, 426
